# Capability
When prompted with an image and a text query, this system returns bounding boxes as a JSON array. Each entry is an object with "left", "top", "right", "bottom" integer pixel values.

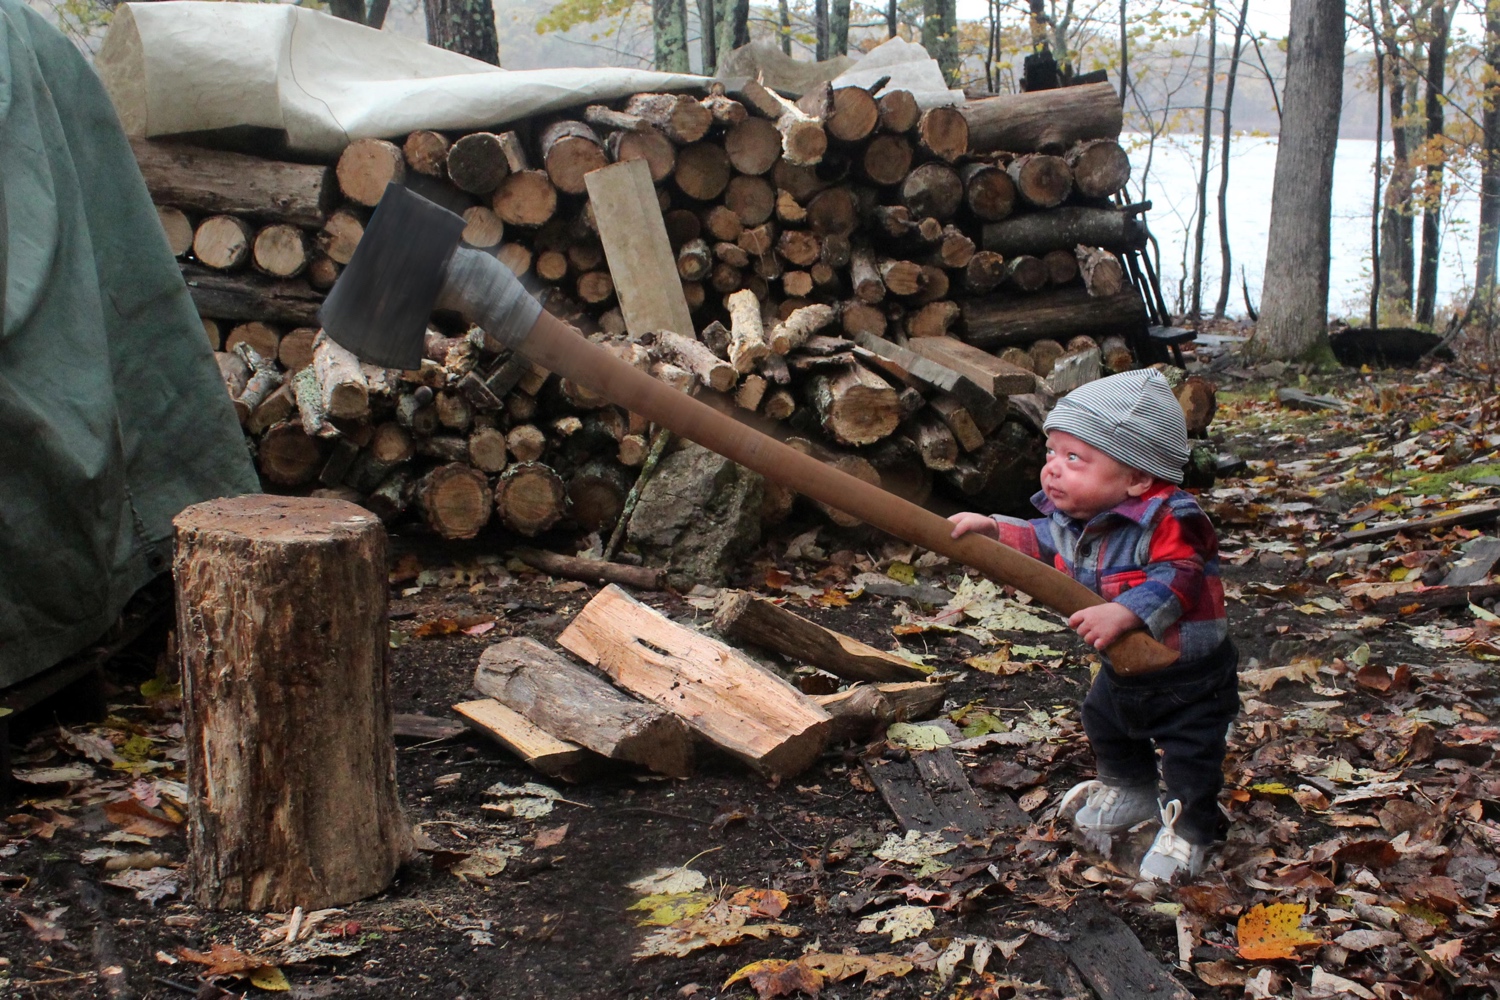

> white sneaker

[
  {"left": 1139, "top": 799, "right": 1208, "bottom": 883},
  {"left": 1060, "top": 779, "right": 1160, "bottom": 837}
]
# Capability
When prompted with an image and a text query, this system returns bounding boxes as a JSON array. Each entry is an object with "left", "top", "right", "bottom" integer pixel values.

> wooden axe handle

[{"left": 518, "top": 313, "right": 1179, "bottom": 676}]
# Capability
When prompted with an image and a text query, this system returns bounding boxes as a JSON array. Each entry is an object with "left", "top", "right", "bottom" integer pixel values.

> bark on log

[
  {"left": 900, "top": 162, "right": 964, "bottom": 221},
  {"left": 1065, "top": 138, "right": 1132, "bottom": 198},
  {"left": 492, "top": 170, "right": 558, "bottom": 227},
  {"left": 182, "top": 264, "right": 324, "bottom": 326},
  {"left": 623, "top": 93, "right": 713, "bottom": 143},
  {"left": 850, "top": 245, "right": 886, "bottom": 302},
  {"left": 960, "top": 162, "right": 1016, "bottom": 222},
  {"left": 337, "top": 138, "right": 406, "bottom": 207},
  {"left": 727, "top": 288, "right": 769, "bottom": 372},
  {"left": 447, "top": 132, "right": 515, "bottom": 194},
  {"left": 1043, "top": 248, "right": 1079, "bottom": 285},
  {"left": 130, "top": 139, "right": 333, "bottom": 227},
  {"left": 769, "top": 303, "right": 837, "bottom": 354},
  {"left": 964, "top": 250, "right": 1006, "bottom": 293},
  {"left": 403, "top": 130, "right": 451, "bottom": 177},
  {"left": 906, "top": 300, "right": 961, "bottom": 338},
  {"left": 584, "top": 105, "right": 651, "bottom": 133},
  {"left": 252, "top": 224, "right": 309, "bottom": 278},
  {"left": 1076, "top": 245, "right": 1125, "bottom": 297},
  {"left": 1004, "top": 254, "right": 1049, "bottom": 292},
  {"left": 928, "top": 394, "right": 985, "bottom": 452},
  {"left": 514, "top": 548, "right": 664, "bottom": 590},
  {"left": 982, "top": 207, "right": 1145, "bottom": 258},
  {"left": 655, "top": 330, "right": 737, "bottom": 390},
  {"left": 1007, "top": 153, "right": 1073, "bottom": 209},
  {"left": 713, "top": 591, "right": 925, "bottom": 682},
  {"left": 702, "top": 92, "right": 748, "bottom": 125},
  {"left": 539, "top": 121, "right": 607, "bottom": 195},
  {"left": 557, "top": 585, "right": 831, "bottom": 779},
  {"left": 419, "top": 463, "right": 492, "bottom": 540},
  {"left": 963, "top": 82, "right": 1124, "bottom": 154},
  {"left": 861, "top": 134, "right": 914, "bottom": 186},
  {"left": 1099, "top": 334, "right": 1135, "bottom": 373},
  {"left": 174, "top": 496, "right": 406, "bottom": 911},
  {"left": 916, "top": 107, "right": 969, "bottom": 162},
  {"left": 494, "top": 461, "right": 569, "bottom": 536},
  {"left": 193, "top": 215, "right": 254, "bottom": 270},
  {"left": 1175, "top": 376, "right": 1218, "bottom": 435},
  {"left": 606, "top": 128, "right": 678, "bottom": 183},
  {"left": 453, "top": 699, "right": 593, "bottom": 780},
  {"left": 475, "top": 638, "right": 692, "bottom": 777},
  {"left": 313, "top": 332, "right": 370, "bottom": 421},
  {"left": 674, "top": 142, "right": 733, "bottom": 201},
  {"left": 879, "top": 258, "right": 925, "bottom": 296},
  {"left": 810, "top": 364, "right": 902, "bottom": 446},
  {"left": 725, "top": 117, "right": 782, "bottom": 175},
  {"left": 877, "top": 89, "right": 921, "bottom": 133},
  {"left": 961, "top": 285, "right": 1149, "bottom": 348},
  {"left": 813, "top": 681, "right": 945, "bottom": 742},
  {"left": 841, "top": 300, "right": 886, "bottom": 337}
]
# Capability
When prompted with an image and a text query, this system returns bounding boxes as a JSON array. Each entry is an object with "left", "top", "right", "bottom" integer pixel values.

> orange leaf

[
  {"left": 104, "top": 799, "right": 179, "bottom": 838},
  {"left": 412, "top": 618, "right": 461, "bottom": 638},
  {"left": 724, "top": 958, "right": 824, "bottom": 999},
  {"left": 177, "top": 943, "right": 272, "bottom": 976},
  {"left": 728, "top": 887, "right": 790, "bottom": 919},
  {"left": 765, "top": 568, "right": 792, "bottom": 590},
  {"left": 1236, "top": 902, "right": 1321, "bottom": 960}
]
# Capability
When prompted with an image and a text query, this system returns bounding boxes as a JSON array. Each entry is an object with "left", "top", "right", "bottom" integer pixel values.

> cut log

[
  {"left": 249, "top": 223, "right": 308, "bottom": 279},
  {"left": 246, "top": 382, "right": 296, "bottom": 436},
  {"left": 1175, "top": 376, "right": 1218, "bottom": 435},
  {"left": 814, "top": 681, "right": 945, "bottom": 742},
  {"left": 434, "top": 390, "right": 472, "bottom": 432},
  {"left": 861, "top": 134, "right": 913, "bottom": 186},
  {"left": 916, "top": 107, "right": 969, "bottom": 162},
  {"left": 623, "top": 93, "right": 712, "bottom": 143},
  {"left": 535, "top": 249, "right": 569, "bottom": 282},
  {"left": 1099, "top": 334, "right": 1135, "bottom": 373},
  {"left": 726, "top": 288, "right": 769, "bottom": 372},
  {"left": 224, "top": 321, "right": 281, "bottom": 362},
  {"left": 963, "top": 81, "right": 1124, "bottom": 154},
  {"left": 306, "top": 254, "right": 340, "bottom": 291},
  {"left": 475, "top": 637, "right": 692, "bottom": 777},
  {"left": 363, "top": 469, "right": 414, "bottom": 523},
  {"left": 498, "top": 243, "right": 533, "bottom": 276},
  {"left": 584, "top": 159, "right": 696, "bottom": 342},
  {"left": 904, "top": 412, "right": 958, "bottom": 471},
  {"left": 961, "top": 285, "right": 1150, "bottom": 348},
  {"left": 318, "top": 208, "right": 364, "bottom": 265},
  {"left": 655, "top": 331, "right": 737, "bottom": 391},
  {"left": 157, "top": 205, "right": 194, "bottom": 257},
  {"left": 928, "top": 394, "right": 985, "bottom": 452},
  {"left": 702, "top": 91, "right": 748, "bottom": 125},
  {"left": 935, "top": 225, "right": 976, "bottom": 269},
  {"left": 852, "top": 333, "right": 1003, "bottom": 426},
  {"left": 130, "top": 139, "right": 332, "bottom": 227},
  {"left": 568, "top": 459, "right": 629, "bottom": 533},
  {"left": 710, "top": 263, "right": 745, "bottom": 295},
  {"left": 782, "top": 269, "right": 813, "bottom": 296},
  {"left": 174, "top": 496, "right": 406, "bottom": 910},
  {"left": 1007, "top": 153, "right": 1073, "bottom": 208},
  {"left": 850, "top": 245, "right": 886, "bottom": 303},
  {"left": 1066, "top": 138, "right": 1132, "bottom": 198},
  {"left": 1076, "top": 245, "right": 1125, "bottom": 297},
  {"left": 900, "top": 162, "right": 964, "bottom": 221},
  {"left": 842, "top": 300, "right": 887, "bottom": 337},
  {"left": 446, "top": 132, "right": 514, "bottom": 195},
  {"left": 584, "top": 104, "right": 650, "bottom": 133},
  {"left": 674, "top": 142, "right": 733, "bottom": 201},
  {"left": 257, "top": 420, "right": 322, "bottom": 486},
  {"left": 1046, "top": 341, "right": 1102, "bottom": 393},
  {"left": 337, "top": 138, "right": 406, "bottom": 207},
  {"left": 725, "top": 117, "right": 782, "bottom": 175},
  {"left": 701, "top": 204, "right": 743, "bottom": 243},
  {"left": 713, "top": 591, "right": 925, "bottom": 682},
  {"left": 403, "top": 130, "right": 450, "bottom": 177},
  {"left": 347, "top": 422, "right": 415, "bottom": 491},
  {"left": 506, "top": 424, "right": 547, "bottom": 463},
  {"left": 538, "top": 121, "right": 607, "bottom": 196},
  {"left": 516, "top": 548, "right": 664, "bottom": 590},
  {"left": 494, "top": 462, "right": 569, "bottom": 536},
  {"left": 1042, "top": 248, "right": 1079, "bottom": 285},
  {"left": 906, "top": 336, "right": 1038, "bottom": 395},
  {"left": 761, "top": 387, "right": 796, "bottom": 420},
  {"left": 737, "top": 222, "right": 775, "bottom": 256},
  {"left": 982, "top": 206, "right": 1146, "bottom": 258},
  {"left": 964, "top": 250, "right": 1007, "bottom": 293},
  {"left": 960, "top": 161, "right": 1016, "bottom": 222},
  {"left": 313, "top": 331, "right": 370, "bottom": 421},
  {"left": 419, "top": 463, "right": 491, "bottom": 540},
  {"left": 778, "top": 229, "right": 822, "bottom": 267},
  {"left": 492, "top": 170, "right": 558, "bottom": 227},
  {"left": 576, "top": 270, "right": 616, "bottom": 305},
  {"left": 193, "top": 215, "right": 254, "bottom": 271},
  {"left": 769, "top": 304, "right": 837, "bottom": 354},
  {"left": 724, "top": 175, "right": 776, "bottom": 226},
  {"left": 879, "top": 258, "right": 925, "bottom": 296},
  {"left": 606, "top": 128, "right": 677, "bottom": 183},
  {"left": 906, "top": 300, "right": 961, "bottom": 339},
  {"left": 823, "top": 85, "right": 878, "bottom": 143},
  {"left": 810, "top": 364, "right": 902, "bottom": 446},
  {"left": 557, "top": 585, "right": 831, "bottom": 778},
  {"left": 999, "top": 346, "right": 1034, "bottom": 372},
  {"left": 1028, "top": 338, "right": 1066, "bottom": 377},
  {"left": 1005, "top": 254, "right": 1050, "bottom": 292},
  {"left": 453, "top": 699, "right": 593, "bottom": 781},
  {"left": 232, "top": 344, "right": 283, "bottom": 424},
  {"left": 736, "top": 373, "right": 769, "bottom": 410},
  {"left": 871, "top": 88, "right": 918, "bottom": 133},
  {"left": 775, "top": 188, "right": 808, "bottom": 225},
  {"left": 460, "top": 206, "right": 505, "bottom": 249}
]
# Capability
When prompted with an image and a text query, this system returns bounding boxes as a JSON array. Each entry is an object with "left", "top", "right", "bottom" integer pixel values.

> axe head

[{"left": 319, "top": 183, "right": 467, "bottom": 370}]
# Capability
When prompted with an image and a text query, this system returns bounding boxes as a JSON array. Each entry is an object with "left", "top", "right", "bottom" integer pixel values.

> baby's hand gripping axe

[{"left": 319, "top": 184, "right": 1179, "bottom": 676}]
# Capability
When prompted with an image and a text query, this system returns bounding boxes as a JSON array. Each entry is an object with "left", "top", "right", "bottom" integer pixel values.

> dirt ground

[{"left": 2, "top": 361, "right": 1499, "bottom": 1000}]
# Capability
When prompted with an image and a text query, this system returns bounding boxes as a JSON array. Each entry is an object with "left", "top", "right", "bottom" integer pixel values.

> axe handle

[{"left": 517, "top": 312, "right": 1179, "bottom": 676}]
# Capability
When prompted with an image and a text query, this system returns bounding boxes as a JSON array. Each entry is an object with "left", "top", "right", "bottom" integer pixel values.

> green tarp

[{"left": 0, "top": 0, "right": 258, "bottom": 688}]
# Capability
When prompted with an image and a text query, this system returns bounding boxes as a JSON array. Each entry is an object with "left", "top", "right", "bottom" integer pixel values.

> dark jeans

[{"left": 1082, "top": 638, "right": 1240, "bottom": 845}]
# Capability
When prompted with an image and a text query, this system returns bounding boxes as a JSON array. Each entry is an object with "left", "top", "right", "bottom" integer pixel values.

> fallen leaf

[
  {"left": 1309, "top": 967, "right": 1375, "bottom": 999},
  {"left": 885, "top": 723, "right": 950, "bottom": 750},
  {"left": 728, "top": 888, "right": 789, "bottom": 919},
  {"left": 1240, "top": 656, "right": 1321, "bottom": 692},
  {"left": 1335, "top": 929, "right": 1402, "bottom": 951},
  {"left": 20, "top": 911, "right": 66, "bottom": 942},
  {"left": 103, "top": 867, "right": 179, "bottom": 904},
  {"left": 633, "top": 900, "right": 800, "bottom": 959},
  {"left": 482, "top": 780, "right": 561, "bottom": 819},
  {"left": 723, "top": 958, "right": 823, "bottom": 998},
  {"left": 873, "top": 830, "right": 957, "bottom": 876},
  {"left": 178, "top": 943, "right": 275, "bottom": 977},
  {"left": 104, "top": 799, "right": 179, "bottom": 839},
  {"left": 447, "top": 846, "right": 522, "bottom": 880},
  {"left": 1236, "top": 902, "right": 1321, "bottom": 960},
  {"left": 628, "top": 867, "right": 707, "bottom": 894},
  {"left": 800, "top": 952, "right": 913, "bottom": 984},
  {"left": 629, "top": 891, "right": 713, "bottom": 927},
  {"left": 534, "top": 824, "right": 568, "bottom": 850},
  {"left": 249, "top": 966, "right": 291, "bottom": 991},
  {"left": 11, "top": 765, "right": 94, "bottom": 784},
  {"left": 857, "top": 905, "right": 934, "bottom": 943}
]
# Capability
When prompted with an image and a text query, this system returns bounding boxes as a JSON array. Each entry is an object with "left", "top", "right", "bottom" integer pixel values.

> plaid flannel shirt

[{"left": 992, "top": 482, "right": 1228, "bottom": 665}]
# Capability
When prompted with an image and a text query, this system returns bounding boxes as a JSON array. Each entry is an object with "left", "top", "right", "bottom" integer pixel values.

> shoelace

[
  {"left": 1060, "top": 779, "right": 1116, "bottom": 814},
  {"left": 1148, "top": 799, "right": 1194, "bottom": 863}
]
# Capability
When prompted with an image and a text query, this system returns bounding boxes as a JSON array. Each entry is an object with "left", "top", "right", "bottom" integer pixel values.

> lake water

[{"left": 1127, "top": 134, "right": 1483, "bottom": 322}]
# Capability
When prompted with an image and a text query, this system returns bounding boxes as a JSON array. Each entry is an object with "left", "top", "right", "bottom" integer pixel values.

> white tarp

[
  {"left": 829, "top": 36, "right": 964, "bottom": 110},
  {"left": 96, "top": 1, "right": 707, "bottom": 157}
]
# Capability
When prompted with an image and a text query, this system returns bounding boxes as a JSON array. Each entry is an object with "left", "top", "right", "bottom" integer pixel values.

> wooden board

[
  {"left": 453, "top": 698, "right": 594, "bottom": 781},
  {"left": 1059, "top": 896, "right": 1195, "bottom": 1000},
  {"left": 584, "top": 159, "right": 696, "bottom": 340},
  {"left": 905, "top": 337, "right": 1038, "bottom": 397},
  {"left": 853, "top": 333, "right": 1005, "bottom": 431},
  {"left": 1327, "top": 503, "right": 1500, "bottom": 549},
  {"left": 863, "top": 747, "right": 991, "bottom": 841},
  {"left": 712, "top": 590, "right": 926, "bottom": 682},
  {"left": 557, "top": 585, "right": 830, "bottom": 778},
  {"left": 1441, "top": 536, "right": 1500, "bottom": 587}
]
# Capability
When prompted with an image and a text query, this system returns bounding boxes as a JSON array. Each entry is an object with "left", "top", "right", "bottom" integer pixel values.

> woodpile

[{"left": 136, "top": 79, "right": 1187, "bottom": 540}]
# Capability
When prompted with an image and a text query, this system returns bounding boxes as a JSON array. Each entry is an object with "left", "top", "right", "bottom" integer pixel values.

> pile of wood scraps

[
  {"left": 134, "top": 78, "right": 1218, "bottom": 542},
  {"left": 455, "top": 585, "right": 942, "bottom": 781}
]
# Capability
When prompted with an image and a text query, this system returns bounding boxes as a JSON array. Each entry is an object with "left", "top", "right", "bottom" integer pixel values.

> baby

[{"left": 949, "top": 368, "right": 1238, "bottom": 881}]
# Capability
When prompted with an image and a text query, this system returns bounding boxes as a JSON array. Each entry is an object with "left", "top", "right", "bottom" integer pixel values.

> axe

[{"left": 320, "top": 184, "right": 1178, "bottom": 676}]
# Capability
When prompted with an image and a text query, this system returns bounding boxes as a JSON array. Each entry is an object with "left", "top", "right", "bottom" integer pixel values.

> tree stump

[{"left": 173, "top": 495, "right": 409, "bottom": 911}]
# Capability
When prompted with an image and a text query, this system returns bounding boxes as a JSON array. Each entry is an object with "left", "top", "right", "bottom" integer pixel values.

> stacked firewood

[{"left": 135, "top": 80, "right": 1182, "bottom": 542}]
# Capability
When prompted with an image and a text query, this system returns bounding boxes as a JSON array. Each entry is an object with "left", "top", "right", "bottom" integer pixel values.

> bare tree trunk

[
  {"left": 815, "top": 0, "right": 829, "bottom": 61},
  {"left": 424, "top": 0, "right": 501, "bottom": 65},
  {"left": 1474, "top": 0, "right": 1500, "bottom": 324},
  {"left": 831, "top": 0, "right": 851, "bottom": 56},
  {"left": 1190, "top": 5, "right": 1218, "bottom": 321},
  {"left": 781, "top": 0, "right": 793, "bottom": 55},
  {"left": 1118, "top": 0, "right": 1129, "bottom": 103},
  {"left": 329, "top": 0, "right": 367, "bottom": 24},
  {"left": 1213, "top": 0, "right": 1248, "bottom": 319},
  {"left": 715, "top": 0, "right": 749, "bottom": 62},
  {"left": 699, "top": 0, "right": 717, "bottom": 73},
  {"left": 887, "top": 0, "right": 898, "bottom": 39},
  {"left": 1248, "top": 0, "right": 1344, "bottom": 360},
  {"left": 1368, "top": 0, "right": 1384, "bottom": 331},
  {"left": 654, "top": 0, "right": 690, "bottom": 72},
  {"left": 1415, "top": 3, "right": 1449, "bottom": 326},
  {"left": 924, "top": 0, "right": 959, "bottom": 85},
  {"left": 1378, "top": 0, "right": 1414, "bottom": 317}
]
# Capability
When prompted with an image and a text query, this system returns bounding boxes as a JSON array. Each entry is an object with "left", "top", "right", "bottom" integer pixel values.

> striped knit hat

[{"left": 1043, "top": 369, "right": 1190, "bottom": 483}]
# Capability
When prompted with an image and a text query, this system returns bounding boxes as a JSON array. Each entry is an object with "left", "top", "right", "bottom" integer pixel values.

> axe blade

[{"left": 318, "top": 183, "right": 466, "bottom": 370}]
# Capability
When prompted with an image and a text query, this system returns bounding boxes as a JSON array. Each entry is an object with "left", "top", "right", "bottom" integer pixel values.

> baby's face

[{"left": 1040, "top": 431, "right": 1151, "bottom": 520}]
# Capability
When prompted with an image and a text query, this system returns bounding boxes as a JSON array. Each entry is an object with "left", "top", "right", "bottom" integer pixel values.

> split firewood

[
  {"left": 1175, "top": 376, "right": 1218, "bottom": 435},
  {"left": 312, "top": 331, "right": 370, "bottom": 421},
  {"left": 447, "top": 132, "right": 514, "bottom": 195},
  {"left": 453, "top": 699, "right": 593, "bottom": 781},
  {"left": 652, "top": 331, "right": 737, "bottom": 392},
  {"left": 337, "top": 138, "right": 406, "bottom": 206},
  {"left": 906, "top": 336, "right": 1037, "bottom": 396},
  {"left": 623, "top": 93, "right": 712, "bottom": 143},
  {"left": 558, "top": 585, "right": 832, "bottom": 778},
  {"left": 769, "top": 303, "right": 837, "bottom": 354},
  {"left": 810, "top": 364, "right": 902, "bottom": 446},
  {"left": 475, "top": 637, "right": 692, "bottom": 777},
  {"left": 754, "top": 83, "right": 827, "bottom": 167},
  {"left": 246, "top": 382, "right": 296, "bottom": 437},
  {"left": 726, "top": 289, "right": 769, "bottom": 372},
  {"left": 713, "top": 591, "right": 926, "bottom": 682},
  {"left": 1076, "top": 245, "right": 1126, "bottom": 297}
]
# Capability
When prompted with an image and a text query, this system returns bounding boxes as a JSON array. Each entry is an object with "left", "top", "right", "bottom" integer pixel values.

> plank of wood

[
  {"left": 863, "top": 747, "right": 990, "bottom": 841},
  {"left": 557, "top": 585, "right": 830, "bottom": 778},
  {"left": 852, "top": 334, "right": 1005, "bottom": 432},
  {"left": 712, "top": 590, "right": 926, "bottom": 682},
  {"left": 904, "top": 336, "right": 1037, "bottom": 397},
  {"left": 393, "top": 713, "right": 467, "bottom": 743},
  {"left": 1326, "top": 503, "right": 1500, "bottom": 549},
  {"left": 1059, "top": 896, "right": 1195, "bottom": 1000},
  {"left": 584, "top": 159, "right": 696, "bottom": 340},
  {"left": 1441, "top": 536, "right": 1500, "bottom": 587},
  {"left": 453, "top": 699, "right": 594, "bottom": 781}
]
